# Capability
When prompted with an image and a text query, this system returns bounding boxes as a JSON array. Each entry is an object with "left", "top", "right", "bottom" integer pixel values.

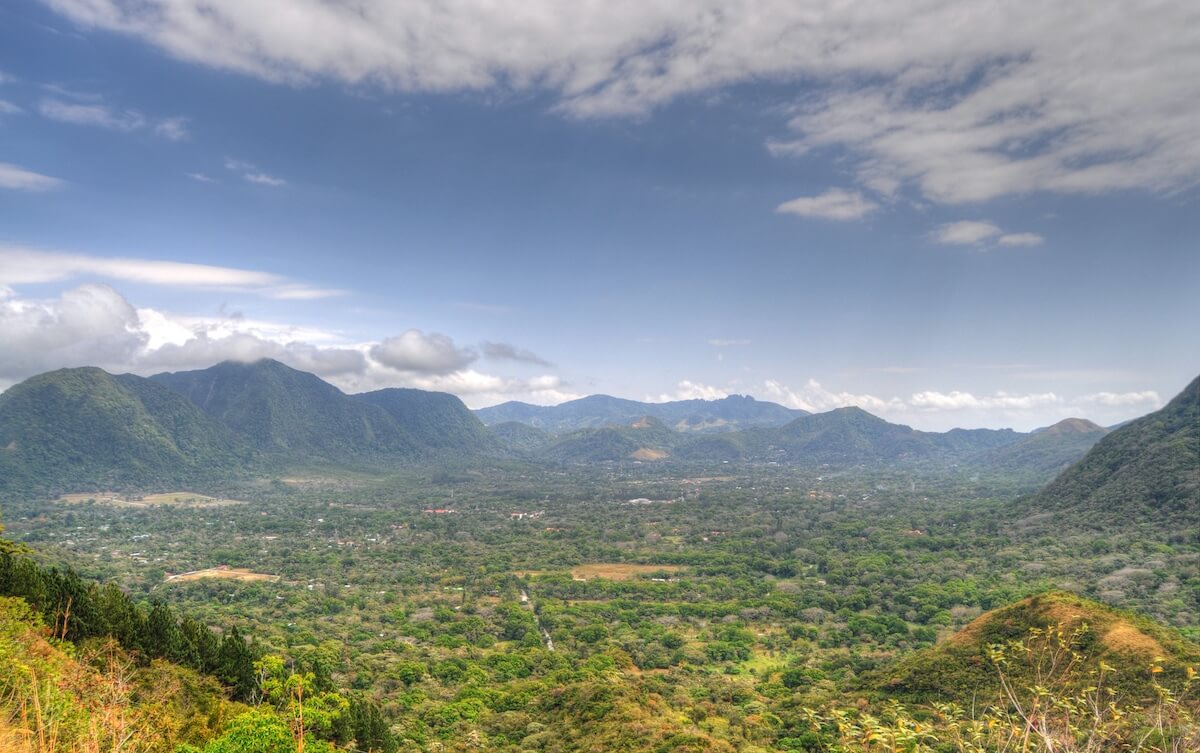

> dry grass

[
  {"left": 58, "top": 492, "right": 244, "bottom": 509},
  {"left": 1102, "top": 622, "right": 1163, "bottom": 656},
  {"left": 570, "top": 563, "right": 682, "bottom": 581},
  {"left": 630, "top": 447, "right": 669, "bottom": 461},
  {"left": 165, "top": 566, "right": 279, "bottom": 584}
]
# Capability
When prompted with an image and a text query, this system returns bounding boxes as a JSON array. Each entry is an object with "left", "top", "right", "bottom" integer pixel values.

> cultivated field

[
  {"left": 164, "top": 566, "right": 279, "bottom": 583},
  {"left": 517, "top": 563, "right": 684, "bottom": 581},
  {"left": 59, "top": 492, "right": 245, "bottom": 508}
]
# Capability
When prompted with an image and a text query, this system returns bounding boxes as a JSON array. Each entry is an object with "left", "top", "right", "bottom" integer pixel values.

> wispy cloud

[
  {"left": 186, "top": 172, "right": 217, "bottom": 183},
  {"left": 225, "top": 157, "right": 287, "bottom": 187},
  {"left": 0, "top": 100, "right": 23, "bottom": 115},
  {"left": 0, "top": 163, "right": 63, "bottom": 191},
  {"left": 38, "top": 96, "right": 188, "bottom": 139},
  {"left": 776, "top": 188, "right": 878, "bottom": 221},
  {"left": 41, "top": 1, "right": 1200, "bottom": 206},
  {"left": 40, "top": 98, "right": 146, "bottom": 131},
  {"left": 0, "top": 245, "right": 341, "bottom": 299}
]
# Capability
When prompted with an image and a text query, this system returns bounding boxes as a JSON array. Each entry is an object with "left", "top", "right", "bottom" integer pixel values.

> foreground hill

[
  {"left": 1031, "top": 374, "right": 1199, "bottom": 528},
  {"left": 476, "top": 393, "right": 807, "bottom": 433},
  {"left": 881, "top": 590, "right": 1200, "bottom": 703},
  {"left": 0, "top": 367, "right": 249, "bottom": 491}
]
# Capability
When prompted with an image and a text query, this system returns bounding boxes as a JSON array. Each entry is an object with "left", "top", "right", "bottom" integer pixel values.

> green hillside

[
  {"left": 880, "top": 590, "right": 1200, "bottom": 703},
  {"left": 1032, "top": 374, "right": 1199, "bottom": 528},
  {"left": 354, "top": 387, "right": 496, "bottom": 453},
  {"left": 150, "top": 359, "right": 417, "bottom": 460},
  {"left": 974, "top": 417, "right": 1108, "bottom": 477},
  {"left": 0, "top": 367, "right": 248, "bottom": 492}
]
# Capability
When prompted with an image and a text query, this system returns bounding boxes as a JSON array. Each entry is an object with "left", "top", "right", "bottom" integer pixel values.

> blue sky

[{"left": 1, "top": 0, "right": 1197, "bottom": 430}]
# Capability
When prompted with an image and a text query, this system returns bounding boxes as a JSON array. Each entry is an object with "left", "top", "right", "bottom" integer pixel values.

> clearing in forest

[
  {"left": 165, "top": 566, "right": 279, "bottom": 583},
  {"left": 58, "top": 492, "right": 244, "bottom": 508},
  {"left": 570, "top": 563, "right": 683, "bottom": 581}
]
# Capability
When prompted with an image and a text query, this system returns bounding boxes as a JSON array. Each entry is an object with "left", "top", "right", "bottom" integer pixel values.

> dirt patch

[
  {"left": 570, "top": 563, "right": 683, "bottom": 581},
  {"left": 59, "top": 492, "right": 244, "bottom": 508},
  {"left": 166, "top": 566, "right": 279, "bottom": 583},
  {"left": 630, "top": 447, "right": 669, "bottom": 461},
  {"left": 1102, "top": 622, "right": 1163, "bottom": 657}
]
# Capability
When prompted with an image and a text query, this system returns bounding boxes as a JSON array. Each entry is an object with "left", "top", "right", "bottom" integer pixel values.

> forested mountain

[
  {"left": 150, "top": 359, "right": 497, "bottom": 460},
  {"left": 150, "top": 359, "right": 419, "bottom": 459},
  {"left": 476, "top": 393, "right": 807, "bottom": 433},
  {"left": 354, "top": 387, "right": 496, "bottom": 453},
  {"left": 0, "top": 360, "right": 502, "bottom": 491},
  {"left": 1031, "top": 374, "right": 1199, "bottom": 527},
  {"left": 973, "top": 417, "right": 1108, "bottom": 476},
  {"left": 0, "top": 367, "right": 250, "bottom": 491}
]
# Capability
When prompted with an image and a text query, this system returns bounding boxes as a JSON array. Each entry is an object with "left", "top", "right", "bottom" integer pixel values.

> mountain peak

[{"left": 1037, "top": 417, "right": 1106, "bottom": 435}]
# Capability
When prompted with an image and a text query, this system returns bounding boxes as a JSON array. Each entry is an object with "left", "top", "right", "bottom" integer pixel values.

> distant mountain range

[
  {"left": 2, "top": 359, "right": 1186, "bottom": 500},
  {"left": 495, "top": 404, "right": 1108, "bottom": 475},
  {"left": 475, "top": 394, "right": 808, "bottom": 434}
]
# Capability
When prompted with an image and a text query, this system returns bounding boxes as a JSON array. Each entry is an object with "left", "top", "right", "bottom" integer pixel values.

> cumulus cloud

[
  {"left": 1076, "top": 390, "right": 1162, "bottom": 409},
  {"left": 482, "top": 341, "right": 553, "bottom": 367},
  {"left": 651, "top": 380, "right": 730, "bottom": 403},
  {"left": 0, "top": 245, "right": 340, "bottom": 299},
  {"left": 41, "top": 1, "right": 1200, "bottom": 204},
  {"left": 776, "top": 189, "right": 878, "bottom": 221},
  {"left": 0, "top": 163, "right": 63, "bottom": 191},
  {"left": 762, "top": 378, "right": 905, "bottom": 414},
  {"left": 932, "top": 221, "right": 1002, "bottom": 245},
  {"left": 370, "top": 330, "right": 477, "bottom": 374},
  {"left": 0, "top": 284, "right": 563, "bottom": 407},
  {"left": 0, "top": 284, "right": 146, "bottom": 381},
  {"left": 932, "top": 221, "right": 1044, "bottom": 247}
]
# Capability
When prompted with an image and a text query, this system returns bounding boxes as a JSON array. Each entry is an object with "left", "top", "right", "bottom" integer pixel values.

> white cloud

[
  {"left": 932, "top": 220, "right": 1001, "bottom": 245},
  {"left": 761, "top": 378, "right": 905, "bottom": 414},
  {"left": 225, "top": 157, "right": 286, "bottom": 186},
  {"left": 0, "top": 99, "right": 23, "bottom": 115},
  {"left": 0, "top": 245, "right": 344, "bottom": 299},
  {"left": 709, "top": 339, "right": 751, "bottom": 347},
  {"left": 41, "top": 1, "right": 1200, "bottom": 204},
  {"left": 908, "top": 390, "right": 1061, "bottom": 412},
  {"left": 651, "top": 380, "right": 730, "bottom": 403},
  {"left": 244, "top": 172, "right": 286, "bottom": 187},
  {"left": 0, "top": 163, "right": 63, "bottom": 191},
  {"left": 186, "top": 172, "right": 216, "bottom": 183},
  {"left": 0, "top": 284, "right": 146, "bottom": 380},
  {"left": 933, "top": 221, "right": 1046, "bottom": 246},
  {"left": 39, "top": 97, "right": 190, "bottom": 139},
  {"left": 154, "top": 116, "right": 190, "bottom": 141},
  {"left": 776, "top": 188, "right": 878, "bottom": 221},
  {"left": 0, "top": 284, "right": 562, "bottom": 406},
  {"left": 997, "top": 232, "right": 1045, "bottom": 247},
  {"left": 370, "top": 330, "right": 477, "bottom": 374},
  {"left": 39, "top": 98, "right": 145, "bottom": 130},
  {"left": 1076, "top": 390, "right": 1162, "bottom": 409}
]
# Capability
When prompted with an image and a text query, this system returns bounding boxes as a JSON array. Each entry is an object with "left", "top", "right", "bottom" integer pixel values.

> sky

[{"left": 0, "top": 0, "right": 1197, "bottom": 431}]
